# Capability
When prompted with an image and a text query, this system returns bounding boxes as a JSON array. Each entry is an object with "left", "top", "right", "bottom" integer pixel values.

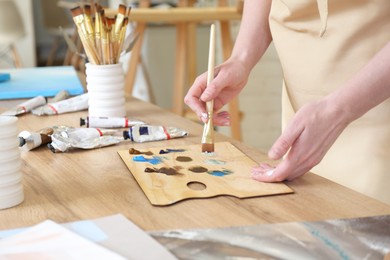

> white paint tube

[
  {"left": 32, "top": 93, "right": 88, "bottom": 116},
  {"left": 1, "top": 96, "right": 47, "bottom": 116},
  {"left": 80, "top": 116, "right": 145, "bottom": 128},
  {"left": 18, "top": 127, "right": 54, "bottom": 151},
  {"left": 31, "top": 90, "right": 70, "bottom": 116},
  {"left": 48, "top": 126, "right": 123, "bottom": 153},
  {"left": 123, "top": 125, "right": 188, "bottom": 143}
]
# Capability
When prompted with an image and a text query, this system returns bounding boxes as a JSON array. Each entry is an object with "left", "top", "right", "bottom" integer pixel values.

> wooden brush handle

[{"left": 206, "top": 24, "right": 216, "bottom": 113}]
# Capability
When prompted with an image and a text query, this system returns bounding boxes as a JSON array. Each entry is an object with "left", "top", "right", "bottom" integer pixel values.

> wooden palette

[{"left": 118, "top": 142, "right": 293, "bottom": 205}]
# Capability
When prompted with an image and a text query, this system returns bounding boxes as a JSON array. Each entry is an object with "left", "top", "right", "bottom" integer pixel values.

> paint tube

[
  {"left": 80, "top": 116, "right": 145, "bottom": 128},
  {"left": 18, "top": 127, "right": 54, "bottom": 151},
  {"left": 123, "top": 125, "right": 188, "bottom": 143},
  {"left": 56, "top": 126, "right": 118, "bottom": 141},
  {"left": 31, "top": 90, "right": 70, "bottom": 116},
  {"left": 48, "top": 126, "right": 123, "bottom": 152},
  {"left": 1, "top": 96, "right": 47, "bottom": 116},
  {"left": 31, "top": 93, "right": 88, "bottom": 116}
]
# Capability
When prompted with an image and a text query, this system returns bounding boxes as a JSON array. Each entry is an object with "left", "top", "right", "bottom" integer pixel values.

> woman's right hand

[{"left": 184, "top": 58, "right": 251, "bottom": 126}]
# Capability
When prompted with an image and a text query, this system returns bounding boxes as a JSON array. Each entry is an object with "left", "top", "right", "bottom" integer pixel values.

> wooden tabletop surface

[{"left": 1, "top": 97, "right": 390, "bottom": 232}]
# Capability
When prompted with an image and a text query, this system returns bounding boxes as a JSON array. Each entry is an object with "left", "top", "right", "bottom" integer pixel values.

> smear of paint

[
  {"left": 188, "top": 166, "right": 208, "bottom": 173},
  {"left": 129, "top": 148, "right": 153, "bottom": 155},
  {"left": 175, "top": 156, "right": 193, "bottom": 162},
  {"left": 159, "top": 148, "right": 186, "bottom": 154},
  {"left": 144, "top": 167, "right": 182, "bottom": 175},
  {"left": 133, "top": 155, "right": 163, "bottom": 165},
  {"left": 207, "top": 169, "right": 233, "bottom": 177},
  {"left": 204, "top": 159, "right": 226, "bottom": 165}
]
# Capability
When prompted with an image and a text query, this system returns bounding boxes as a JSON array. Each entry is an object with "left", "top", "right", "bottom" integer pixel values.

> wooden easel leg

[
  {"left": 10, "top": 44, "right": 22, "bottom": 68},
  {"left": 172, "top": 23, "right": 187, "bottom": 115},
  {"left": 219, "top": 1, "right": 242, "bottom": 141},
  {"left": 124, "top": 0, "right": 150, "bottom": 96}
]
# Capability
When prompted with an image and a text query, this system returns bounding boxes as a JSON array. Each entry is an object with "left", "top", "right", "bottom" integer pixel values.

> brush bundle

[{"left": 70, "top": 3, "right": 131, "bottom": 65}]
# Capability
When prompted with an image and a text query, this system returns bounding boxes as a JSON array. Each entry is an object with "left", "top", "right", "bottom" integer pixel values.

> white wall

[{"left": 14, "top": 0, "right": 36, "bottom": 67}]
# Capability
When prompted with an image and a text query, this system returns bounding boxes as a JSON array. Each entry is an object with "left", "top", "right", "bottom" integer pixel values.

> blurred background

[{"left": 0, "top": 0, "right": 283, "bottom": 152}]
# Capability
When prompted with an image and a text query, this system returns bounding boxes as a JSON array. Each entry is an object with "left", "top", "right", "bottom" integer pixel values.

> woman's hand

[
  {"left": 251, "top": 97, "right": 351, "bottom": 182},
  {"left": 184, "top": 58, "right": 251, "bottom": 126}
]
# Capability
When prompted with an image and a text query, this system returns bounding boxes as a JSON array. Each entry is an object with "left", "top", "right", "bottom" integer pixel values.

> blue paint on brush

[
  {"left": 133, "top": 155, "right": 163, "bottom": 165},
  {"left": 207, "top": 169, "right": 233, "bottom": 177}
]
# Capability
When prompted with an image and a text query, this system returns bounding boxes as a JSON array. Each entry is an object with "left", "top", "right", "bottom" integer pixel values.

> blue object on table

[
  {"left": 0, "top": 73, "right": 11, "bottom": 83},
  {"left": 0, "top": 66, "right": 85, "bottom": 100}
]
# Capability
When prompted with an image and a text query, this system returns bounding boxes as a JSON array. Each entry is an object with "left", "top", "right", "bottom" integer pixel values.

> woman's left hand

[{"left": 251, "top": 97, "right": 351, "bottom": 182}]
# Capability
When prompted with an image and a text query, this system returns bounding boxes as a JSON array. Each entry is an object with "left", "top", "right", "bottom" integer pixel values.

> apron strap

[{"left": 317, "top": 0, "right": 328, "bottom": 37}]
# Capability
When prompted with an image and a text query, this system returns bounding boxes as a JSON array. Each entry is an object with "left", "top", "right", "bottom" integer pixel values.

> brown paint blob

[
  {"left": 175, "top": 156, "right": 193, "bottom": 162},
  {"left": 129, "top": 148, "right": 153, "bottom": 155},
  {"left": 144, "top": 167, "right": 181, "bottom": 175},
  {"left": 188, "top": 166, "right": 208, "bottom": 173}
]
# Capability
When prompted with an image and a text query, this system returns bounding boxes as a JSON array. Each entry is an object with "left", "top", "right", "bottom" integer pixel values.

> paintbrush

[
  {"left": 71, "top": 6, "right": 100, "bottom": 64},
  {"left": 201, "top": 24, "right": 216, "bottom": 153}
]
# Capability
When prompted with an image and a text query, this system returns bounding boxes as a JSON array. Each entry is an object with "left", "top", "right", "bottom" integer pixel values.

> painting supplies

[
  {"left": 18, "top": 127, "right": 54, "bottom": 151},
  {"left": 69, "top": 3, "right": 131, "bottom": 65},
  {"left": 31, "top": 90, "right": 70, "bottom": 116},
  {"left": 32, "top": 93, "right": 88, "bottom": 116},
  {"left": 118, "top": 142, "right": 293, "bottom": 206},
  {"left": 1, "top": 96, "right": 47, "bottom": 116},
  {"left": 80, "top": 116, "right": 145, "bottom": 128},
  {"left": 48, "top": 126, "right": 123, "bottom": 153},
  {"left": 201, "top": 24, "right": 216, "bottom": 153},
  {"left": 123, "top": 125, "right": 188, "bottom": 143}
]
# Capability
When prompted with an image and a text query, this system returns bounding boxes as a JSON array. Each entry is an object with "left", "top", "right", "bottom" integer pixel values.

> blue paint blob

[
  {"left": 207, "top": 169, "right": 233, "bottom": 177},
  {"left": 159, "top": 148, "right": 186, "bottom": 154},
  {"left": 133, "top": 155, "right": 163, "bottom": 165}
]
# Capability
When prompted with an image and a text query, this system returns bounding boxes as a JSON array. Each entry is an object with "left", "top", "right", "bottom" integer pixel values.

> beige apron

[{"left": 269, "top": 0, "right": 390, "bottom": 204}]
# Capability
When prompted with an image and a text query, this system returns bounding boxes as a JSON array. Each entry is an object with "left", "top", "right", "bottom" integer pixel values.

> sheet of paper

[
  {"left": 0, "top": 214, "right": 178, "bottom": 260},
  {"left": 0, "top": 220, "right": 125, "bottom": 259}
]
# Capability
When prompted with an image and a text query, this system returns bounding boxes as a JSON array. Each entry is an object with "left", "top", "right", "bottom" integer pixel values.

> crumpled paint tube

[
  {"left": 48, "top": 126, "right": 123, "bottom": 153},
  {"left": 123, "top": 125, "right": 188, "bottom": 143},
  {"left": 1, "top": 96, "right": 47, "bottom": 116},
  {"left": 31, "top": 90, "right": 70, "bottom": 116},
  {"left": 18, "top": 127, "right": 54, "bottom": 151},
  {"left": 31, "top": 93, "right": 88, "bottom": 116},
  {"left": 80, "top": 116, "right": 145, "bottom": 128}
]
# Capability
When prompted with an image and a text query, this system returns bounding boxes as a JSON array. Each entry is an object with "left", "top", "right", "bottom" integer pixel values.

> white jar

[
  {"left": 0, "top": 116, "right": 24, "bottom": 210},
  {"left": 85, "top": 63, "right": 127, "bottom": 117}
]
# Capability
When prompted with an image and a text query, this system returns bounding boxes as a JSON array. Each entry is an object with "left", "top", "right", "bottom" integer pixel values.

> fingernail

[
  {"left": 201, "top": 113, "right": 208, "bottom": 120},
  {"left": 268, "top": 149, "right": 278, "bottom": 159},
  {"left": 266, "top": 169, "right": 275, "bottom": 176},
  {"left": 222, "top": 120, "right": 230, "bottom": 126}
]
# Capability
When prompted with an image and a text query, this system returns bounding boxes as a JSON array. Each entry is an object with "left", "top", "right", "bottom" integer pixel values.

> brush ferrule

[{"left": 201, "top": 112, "right": 214, "bottom": 144}]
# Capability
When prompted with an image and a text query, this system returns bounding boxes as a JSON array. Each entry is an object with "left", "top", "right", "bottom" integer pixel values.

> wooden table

[{"left": 1, "top": 97, "right": 390, "bottom": 232}]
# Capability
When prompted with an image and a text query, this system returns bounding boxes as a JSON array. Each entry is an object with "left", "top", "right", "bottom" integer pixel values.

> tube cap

[
  {"left": 80, "top": 118, "right": 86, "bottom": 126},
  {"left": 18, "top": 137, "right": 26, "bottom": 147}
]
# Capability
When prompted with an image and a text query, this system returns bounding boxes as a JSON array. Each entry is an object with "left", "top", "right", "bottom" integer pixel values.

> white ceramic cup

[
  {"left": 0, "top": 116, "right": 24, "bottom": 210},
  {"left": 86, "top": 63, "right": 127, "bottom": 117}
]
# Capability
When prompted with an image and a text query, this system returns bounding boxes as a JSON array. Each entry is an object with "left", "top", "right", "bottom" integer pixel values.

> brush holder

[
  {"left": 86, "top": 63, "right": 126, "bottom": 117},
  {"left": 0, "top": 116, "right": 24, "bottom": 210}
]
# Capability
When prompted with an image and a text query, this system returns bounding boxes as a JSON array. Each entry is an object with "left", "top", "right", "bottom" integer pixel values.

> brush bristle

[
  {"left": 118, "top": 4, "right": 126, "bottom": 15},
  {"left": 84, "top": 4, "right": 91, "bottom": 15},
  {"left": 70, "top": 6, "right": 83, "bottom": 17},
  {"left": 202, "top": 143, "right": 214, "bottom": 153}
]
